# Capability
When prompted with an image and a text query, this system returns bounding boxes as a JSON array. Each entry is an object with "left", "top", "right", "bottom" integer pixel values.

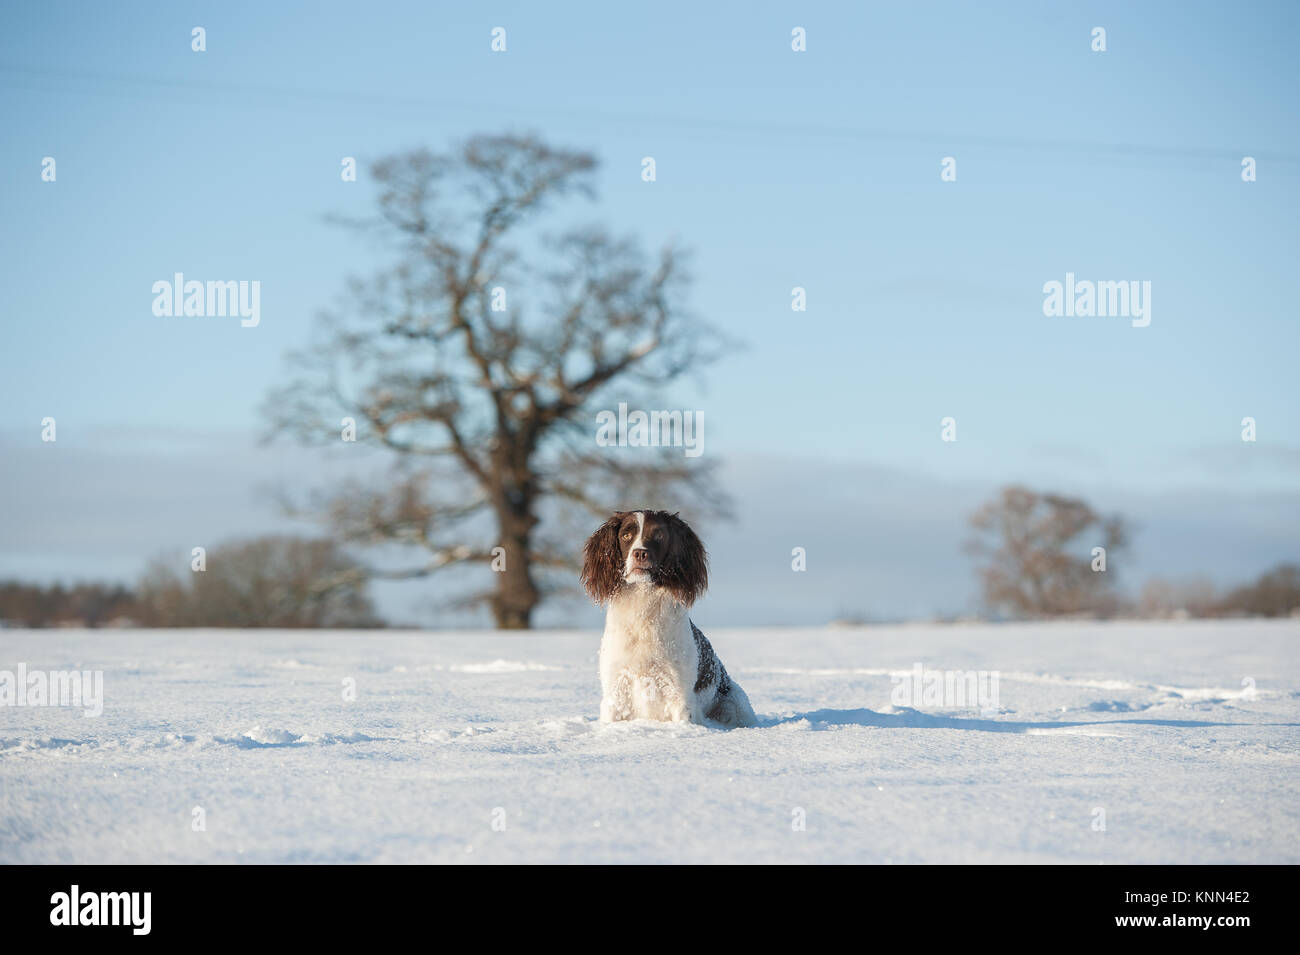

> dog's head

[{"left": 581, "top": 510, "right": 708, "bottom": 606}]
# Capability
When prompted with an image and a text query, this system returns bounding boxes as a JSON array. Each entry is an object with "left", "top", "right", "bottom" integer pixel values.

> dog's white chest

[{"left": 598, "top": 585, "right": 698, "bottom": 721}]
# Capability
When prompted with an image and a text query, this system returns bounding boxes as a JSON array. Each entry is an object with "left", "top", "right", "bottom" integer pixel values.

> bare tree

[
  {"left": 966, "top": 485, "right": 1128, "bottom": 618},
  {"left": 264, "top": 134, "right": 728, "bottom": 628}
]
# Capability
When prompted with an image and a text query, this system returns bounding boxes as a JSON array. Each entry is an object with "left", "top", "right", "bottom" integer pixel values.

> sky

[{"left": 1, "top": 1, "right": 1297, "bottom": 626}]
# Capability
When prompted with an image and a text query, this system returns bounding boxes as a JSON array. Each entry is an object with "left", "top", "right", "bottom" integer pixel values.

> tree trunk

[
  {"left": 490, "top": 438, "right": 541, "bottom": 628},
  {"left": 492, "top": 514, "right": 540, "bottom": 629}
]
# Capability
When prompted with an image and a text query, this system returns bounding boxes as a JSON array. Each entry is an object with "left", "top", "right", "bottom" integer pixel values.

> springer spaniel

[{"left": 582, "top": 510, "right": 757, "bottom": 728}]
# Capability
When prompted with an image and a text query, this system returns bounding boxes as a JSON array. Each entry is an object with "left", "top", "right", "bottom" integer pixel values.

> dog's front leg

[
  {"left": 658, "top": 677, "right": 691, "bottom": 723},
  {"left": 600, "top": 670, "right": 634, "bottom": 722},
  {"left": 664, "top": 698, "right": 690, "bottom": 722}
]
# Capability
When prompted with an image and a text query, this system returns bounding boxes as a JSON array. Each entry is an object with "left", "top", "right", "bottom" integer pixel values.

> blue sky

[{"left": 1, "top": 1, "right": 1297, "bottom": 625}]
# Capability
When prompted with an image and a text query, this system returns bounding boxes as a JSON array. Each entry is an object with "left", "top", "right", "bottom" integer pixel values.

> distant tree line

[
  {"left": 0, "top": 537, "right": 384, "bottom": 629},
  {"left": 1139, "top": 564, "right": 1300, "bottom": 620},
  {"left": 2, "top": 503, "right": 1294, "bottom": 627},
  {"left": 0, "top": 580, "right": 136, "bottom": 628}
]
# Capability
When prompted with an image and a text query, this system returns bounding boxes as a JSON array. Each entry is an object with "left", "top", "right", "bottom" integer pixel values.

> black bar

[{"left": 0, "top": 864, "right": 1278, "bottom": 940}]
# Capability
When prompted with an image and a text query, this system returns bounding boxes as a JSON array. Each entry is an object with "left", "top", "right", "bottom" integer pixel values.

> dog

[{"left": 581, "top": 509, "right": 757, "bottom": 728}]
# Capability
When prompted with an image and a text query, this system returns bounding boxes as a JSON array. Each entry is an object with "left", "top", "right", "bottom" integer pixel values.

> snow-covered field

[{"left": 1, "top": 620, "right": 1297, "bottom": 864}]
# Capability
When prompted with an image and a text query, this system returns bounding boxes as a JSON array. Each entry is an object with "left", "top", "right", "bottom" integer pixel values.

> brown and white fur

[{"left": 581, "top": 510, "right": 756, "bottom": 728}]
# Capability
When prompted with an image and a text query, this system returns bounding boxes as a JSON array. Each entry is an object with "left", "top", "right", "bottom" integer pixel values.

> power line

[{"left": 2, "top": 62, "right": 1293, "bottom": 166}]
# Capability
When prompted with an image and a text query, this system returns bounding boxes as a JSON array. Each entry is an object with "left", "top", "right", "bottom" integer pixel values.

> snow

[{"left": 1, "top": 619, "right": 1297, "bottom": 864}]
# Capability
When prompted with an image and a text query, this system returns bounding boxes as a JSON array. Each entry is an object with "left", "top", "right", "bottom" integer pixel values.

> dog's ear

[
  {"left": 581, "top": 513, "right": 626, "bottom": 604},
  {"left": 660, "top": 512, "right": 709, "bottom": 606}
]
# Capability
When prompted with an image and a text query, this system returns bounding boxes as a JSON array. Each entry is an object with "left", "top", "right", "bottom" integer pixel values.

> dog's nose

[{"left": 631, "top": 548, "right": 649, "bottom": 564}]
